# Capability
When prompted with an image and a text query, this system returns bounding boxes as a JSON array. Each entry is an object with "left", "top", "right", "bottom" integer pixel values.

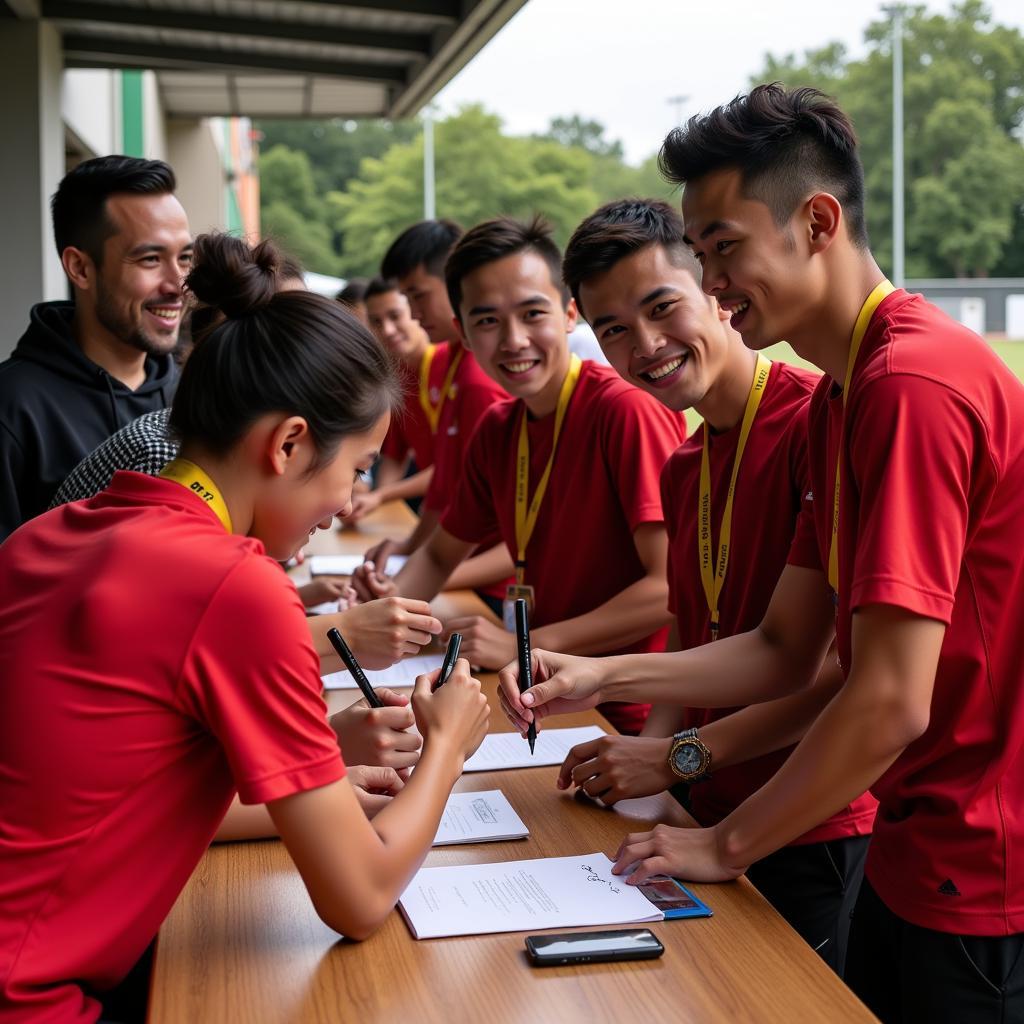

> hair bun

[{"left": 186, "top": 233, "right": 280, "bottom": 319}]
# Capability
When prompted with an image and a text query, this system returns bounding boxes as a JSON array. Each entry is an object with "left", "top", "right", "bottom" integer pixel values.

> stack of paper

[
  {"left": 399, "top": 852, "right": 662, "bottom": 939},
  {"left": 308, "top": 554, "right": 407, "bottom": 577},
  {"left": 433, "top": 790, "right": 528, "bottom": 846},
  {"left": 463, "top": 725, "right": 608, "bottom": 772},
  {"left": 322, "top": 653, "right": 445, "bottom": 691}
]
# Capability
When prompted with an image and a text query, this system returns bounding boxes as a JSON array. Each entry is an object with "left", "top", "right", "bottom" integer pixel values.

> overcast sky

[{"left": 434, "top": 0, "right": 1024, "bottom": 164}]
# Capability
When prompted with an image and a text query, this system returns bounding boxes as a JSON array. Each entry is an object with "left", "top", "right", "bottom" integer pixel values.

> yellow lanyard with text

[
  {"left": 419, "top": 345, "right": 464, "bottom": 435},
  {"left": 159, "top": 458, "right": 233, "bottom": 533},
  {"left": 827, "top": 280, "right": 895, "bottom": 594},
  {"left": 514, "top": 354, "right": 583, "bottom": 585},
  {"left": 699, "top": 352, "right": 772, "bottom": 640}
]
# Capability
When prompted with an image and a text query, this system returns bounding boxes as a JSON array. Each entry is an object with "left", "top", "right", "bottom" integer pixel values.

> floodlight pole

[
  {"left": 883, "top": 3, "right": 907, "bottom": 288},
  {"left": 423, "top": 106, "right": 436, "bottom": 221},
  {"left": 667, "top": 94, "right": 689, "bottom": 127}
]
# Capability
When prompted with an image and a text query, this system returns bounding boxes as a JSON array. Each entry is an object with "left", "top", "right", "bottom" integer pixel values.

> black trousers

[
  {"left": 745, "top": 833, "right": 870, "bottom": 977},
  {"left": 846, "top": 878, "right": 1024, "bottom": 1024}
]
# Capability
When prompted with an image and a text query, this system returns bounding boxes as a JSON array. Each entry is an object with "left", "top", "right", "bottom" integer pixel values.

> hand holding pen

[{"left": 514, "top": 599, "right": 537, "bottom": 755}]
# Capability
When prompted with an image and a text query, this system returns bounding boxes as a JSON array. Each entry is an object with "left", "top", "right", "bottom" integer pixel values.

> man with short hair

[{"left": 0, "top": 155, "right": 191, "bottom": 540}]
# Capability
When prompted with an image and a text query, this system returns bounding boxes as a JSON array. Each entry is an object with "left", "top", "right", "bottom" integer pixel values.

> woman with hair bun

[{"left": 0, "top": 233, "right": 491, "bottom": 1023}]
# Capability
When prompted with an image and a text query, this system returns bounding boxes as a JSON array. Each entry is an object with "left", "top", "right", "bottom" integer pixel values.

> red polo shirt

[
  {"left": 663, "top": 360, "right": 876, "bottom": 842},
  {"left": 442, "top": 360, "right": 686, "bottom": 734},
  {"left": 788, "top": 289, "right": 1024, "bottom": 935},
  {"left": 381, "top": 360, "right": 435, "bottom": 470},
  {"left": 0, "top": 473, "right": 344, "bottom": 1022}
]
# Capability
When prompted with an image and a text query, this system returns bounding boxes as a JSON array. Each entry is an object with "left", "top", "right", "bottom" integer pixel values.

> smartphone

[
  {"left": 525, "top": 928, "right": 665, "bottom": 966},
  {"left": 637, "top": 876, "right": 713, "bottom": 920}
]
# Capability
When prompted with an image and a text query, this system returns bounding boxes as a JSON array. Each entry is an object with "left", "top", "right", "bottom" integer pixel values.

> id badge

[{"left": 503, "top": 584, "right": 535, "bottom": 631}]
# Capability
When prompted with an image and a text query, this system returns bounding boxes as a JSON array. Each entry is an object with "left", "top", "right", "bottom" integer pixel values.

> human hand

[
  {"left": 329, "top": 688, "right": 422, "bottom": 772},
  {"left": 411, "top": 659, "right": 490, "bottom": 763},
  {"left": 347, "top": 764, "right": 405, "bottom": 818},
  {"left": 496, "top": 649, "right": 608, "bottom": 735},
  {"left": 443, "top": 615, "right": 515, "bottom": 670},
  {"left": 350, "top": 554, "right": 400, "bottom": 603},
  {"left": 330, "top": 597, "right": 441, "bottom": 669},
  {"left": 611, "top": 823, "right": 747, "bottom": 885},
  {"left": 346, "top": 489, "right": 382, "bottom": 524},
  {"left": 557, "top": 735, "right": 675, "bottom": 805},
  {"left": 297, "top": 576, "right": 351, "bottom": 610}
]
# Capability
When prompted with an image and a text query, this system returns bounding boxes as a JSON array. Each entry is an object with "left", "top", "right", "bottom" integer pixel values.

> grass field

[{"left": 683, "top": 337, "right": 1024, "bottom": 433}]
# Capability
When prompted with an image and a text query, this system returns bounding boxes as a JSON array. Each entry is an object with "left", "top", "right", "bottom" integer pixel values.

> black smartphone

[{"left": 525, "top": 928, "right": 665, "bottom": 966}]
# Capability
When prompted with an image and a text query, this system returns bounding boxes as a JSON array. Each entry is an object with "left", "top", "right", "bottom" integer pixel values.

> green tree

[
  {"left": 754, "top": 1, "right": 1024, "bottom": 277},
  {"left": 542, "top": 115, "right": 625, "bottom": 160}
]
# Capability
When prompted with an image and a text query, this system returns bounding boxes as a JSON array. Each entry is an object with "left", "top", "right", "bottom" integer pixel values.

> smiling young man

[
  {"left": 557, "top": 197, "right": 875, "bottom": 973},
  {"left": 498, "top": 86, "right": 1024, "bottom": 1022},
  {"left": 362, "top": 216, "right": 685, "bottom": 734},
  {"left": 358, "top": 220, "right": 512, "bottom": 607},
  {"left": 0, "top": 156, "right": 190, "bottom": 541}
]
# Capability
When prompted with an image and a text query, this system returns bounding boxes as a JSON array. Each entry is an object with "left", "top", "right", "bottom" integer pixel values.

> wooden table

[{"left": 149, "top": 505, "right": 876, "bottom": 1024}]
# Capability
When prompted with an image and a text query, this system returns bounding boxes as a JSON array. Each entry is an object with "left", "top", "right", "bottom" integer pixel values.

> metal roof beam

[
  {"left": 61, "top": 36, "right": 410, "bottom": 82},
  {"left": 286, "top": 0, "right": 460, "bottom": 20},
  {"left": 42, "top": 0, "right": 432, "bottom": 56}
]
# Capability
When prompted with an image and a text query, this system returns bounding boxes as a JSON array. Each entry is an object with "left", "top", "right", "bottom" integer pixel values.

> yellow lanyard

[
  {"left": 514, "top": 354, "right": 583, "bottom": 585},
  {"left": 418, "top": 345, "right": 464, "bottom": 435},
  {"left": 699, "top": 352, "right": 772, "bottom": 641},
  {"left": 827, "top": 280, "right": 895, "bottom": 594},
  {"left": 159, "top": 458, "right": 233, "bottom": 533}
]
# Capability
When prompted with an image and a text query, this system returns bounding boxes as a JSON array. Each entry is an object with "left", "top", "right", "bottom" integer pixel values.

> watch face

[{"left": 673, "top": 743, "right": 704, "bottom": 775}]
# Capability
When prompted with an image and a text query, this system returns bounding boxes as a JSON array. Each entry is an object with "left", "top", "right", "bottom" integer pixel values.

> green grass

[{"left": 683, "top": 337, "right": 1024, "bottom": 434}]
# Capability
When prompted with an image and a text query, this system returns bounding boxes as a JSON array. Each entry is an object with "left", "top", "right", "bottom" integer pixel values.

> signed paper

[
  {"left": 433, "top": 790, "right": 528, "bottom": 846},
  {"left": 322, "top": 654, "right": 444, "bottom": 691},
  {"left": 308, "top": 554, "right": 407, "bottom": 577},
  {"left": 398, "top": 852, "right": 662, "bottom": 939},
  {"left": 462, "top": 726, "right": 608, "bottom": 772}
]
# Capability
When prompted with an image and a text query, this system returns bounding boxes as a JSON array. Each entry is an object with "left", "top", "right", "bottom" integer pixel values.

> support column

[{"left": 0, "top": 20, "right": 65, "bottom": 358}]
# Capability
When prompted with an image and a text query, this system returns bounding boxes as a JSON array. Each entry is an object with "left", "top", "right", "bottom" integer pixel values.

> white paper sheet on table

[
  {"left": 398, "top": 852, "right": 661, "bottom": 939},
  {"left": 322, "top": 653, "right": 445, "bottom": 690},
  {"left": 308, "top": 554, "right": 407, "bottom": 577},
  {"left": 462, "top": 725, "right": 607, "bottom": 772},
  {"left": 433, "top": 790, "right": 528, "bottom": 846}
]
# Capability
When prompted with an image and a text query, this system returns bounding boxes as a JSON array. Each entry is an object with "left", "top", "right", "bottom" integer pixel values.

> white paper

[
  {"left": 308, "top": 554, "right": 407, "bottom": 577},
  {"left": 462, "top": 725, "right": 608, "bottom": 772},
  {"left": 398, "top": 852, "right": 662, "bottom": 939},
  {"left": 322, "top": 653, "right": 445, "bottom": 691},
  {"left": 432, "top": 790, "right": 528, "bottom": 846}
]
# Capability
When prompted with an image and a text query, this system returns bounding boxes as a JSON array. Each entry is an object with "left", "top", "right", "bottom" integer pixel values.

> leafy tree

[
  {"left": 754, "top": 1, "right": 1024, "bottom": 277},
  {"left": 542, "top": 115, "right": 625, "bottom": 160}
]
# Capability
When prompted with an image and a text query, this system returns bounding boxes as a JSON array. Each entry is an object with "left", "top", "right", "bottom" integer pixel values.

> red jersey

[
  {"left": 442, "top": 360, "right": 686, "bottom": 734},
  {"left": 788, "top": 290, "right": 1024, "bottom": 935},
  {"left": 0, "top": 473, "right": 344, "bottom": 1022},
  {"left": 381, "top": 359, "right": 435, "bottom": 470},
  {"left": 662, "top": 361, "right": 876, "bottom": 843}
]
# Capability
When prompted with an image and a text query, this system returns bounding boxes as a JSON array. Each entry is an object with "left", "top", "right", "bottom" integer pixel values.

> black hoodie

[{"left": 0, "top": 302, "right": 177, "bottom": 541}]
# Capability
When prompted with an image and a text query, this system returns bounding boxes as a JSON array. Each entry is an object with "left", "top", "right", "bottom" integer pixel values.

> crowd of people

[{"left": 1, "top": 83, "right": 1022, "bottom": 1024}]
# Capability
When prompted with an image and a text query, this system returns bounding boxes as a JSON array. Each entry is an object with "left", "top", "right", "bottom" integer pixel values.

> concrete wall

[
  {"left": 62, "top": 69, "right": 119, "bottom": 158},
  {"left": 166, "top": 119, "right": 226, "bottom": 236},
  {"left": 142, "top": 70, "right": 167, "bottom": 160}
]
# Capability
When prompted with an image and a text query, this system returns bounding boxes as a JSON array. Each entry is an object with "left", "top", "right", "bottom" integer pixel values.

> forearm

[
  {"left": 214, "top": 797, "right": 276, "bottom": 842},
  {"left": 444, "top": 543, "right": 514, "bottom": 591},
  {"left": 394, "top": 545, "right": 457, "bottom": 603},
  {"left": 700, "top": 656, "right": 844, "bottom": 770},
  {"left": 640, "top": 703, "right": 686, "bottom": 738},
  {"left": 375, "top": 456, "right": 408, "bottom": 489},
  {"left": 397, "top": 506, "right": 439, "bottom": 556},
  {"left": 375, "top": 466, "right": 433, "bottom": 504}
]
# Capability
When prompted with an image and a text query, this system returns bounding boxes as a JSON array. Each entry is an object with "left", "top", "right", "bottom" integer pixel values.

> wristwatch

[{"left": 668, "top": 728, "right": 712, "bottom": 783}]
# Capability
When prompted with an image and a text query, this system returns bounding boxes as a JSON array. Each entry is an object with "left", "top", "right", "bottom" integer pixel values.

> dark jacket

[{"left": 0, "top": 302, "right": 177, "bottom": 541}]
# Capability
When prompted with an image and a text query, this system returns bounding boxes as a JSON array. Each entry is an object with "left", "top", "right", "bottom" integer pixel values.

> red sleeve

[
  {"left": 440, "top": 413, "right": 500, "bottom": 544},
  {"left": 381, "top": 415, "right": 410, "bottom": 461},
  {"left": 846, "top": 374, "right": 977, "bottom": 622},
  {"left": 660, "top": 458, "right": 682, "bottom": 616},
  {"left": 599, "top": 391, "right": 685, "bottom": 532},
  {"left": 785, "top": 399, "right": 822, "bottom": 571},
  {"left": 181, "top": 556, "right": 345, "bottom": 804}
]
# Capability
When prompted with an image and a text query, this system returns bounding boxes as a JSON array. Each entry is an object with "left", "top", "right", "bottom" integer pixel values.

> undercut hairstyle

[
  {"left": 445, "top": 215, "right": 569, "bottom": 320},
  {"left": 51, "top": 155, "right": 177, "bottom": 265},
  {"left": 336, "top": 277, "right": 368, "bottom": 306},
  {"left": 172, "top": 233, "right": 401, "bottom": 472},
  {"left": 363, "top": 277, "right": 400, "bottom": 303},
  {"left": 563, "top": 199, "right": 701, "bottom": 319},
  {"left": 381, "top": 219, "right": 463, "bottom": 282},
  {"left": 659, "top": 83, "right": 869, "bottom": 248}
]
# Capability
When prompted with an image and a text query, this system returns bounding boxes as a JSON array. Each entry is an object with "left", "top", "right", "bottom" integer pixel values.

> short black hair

[
  {"left": 363, "top": 277, "right": 400, "bottom": 303},
  {"left": 172, "top": 233, "right": 401, "bottom": 472},
  {"left": 659, "top": 83, "right": 869, "bottom": 248},
  {"left": 336, "top": 277, "right": 368, "bottom": 306},
  {"left": 445, "top": 215, "right": 569, "bottom": 320},
  {"left": 563, "top": 199, "right": 701, "bottom": 319},
  {"left": 381, "top": 219, "right": 463, "bottom": 282},
  {"left": 51, "top": 155, "right": 177, "bottom": 265}
]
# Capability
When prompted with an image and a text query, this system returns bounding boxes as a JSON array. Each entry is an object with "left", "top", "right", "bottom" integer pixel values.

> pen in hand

[
  {"left": 326, "top": 627, "right": 383, "bottom": 708},
  {"left": 514, "top": 599, "right": 536, "bottom": 755},
  {"left": 433, "top": 633, "right": 462, "bottom": 690}
]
